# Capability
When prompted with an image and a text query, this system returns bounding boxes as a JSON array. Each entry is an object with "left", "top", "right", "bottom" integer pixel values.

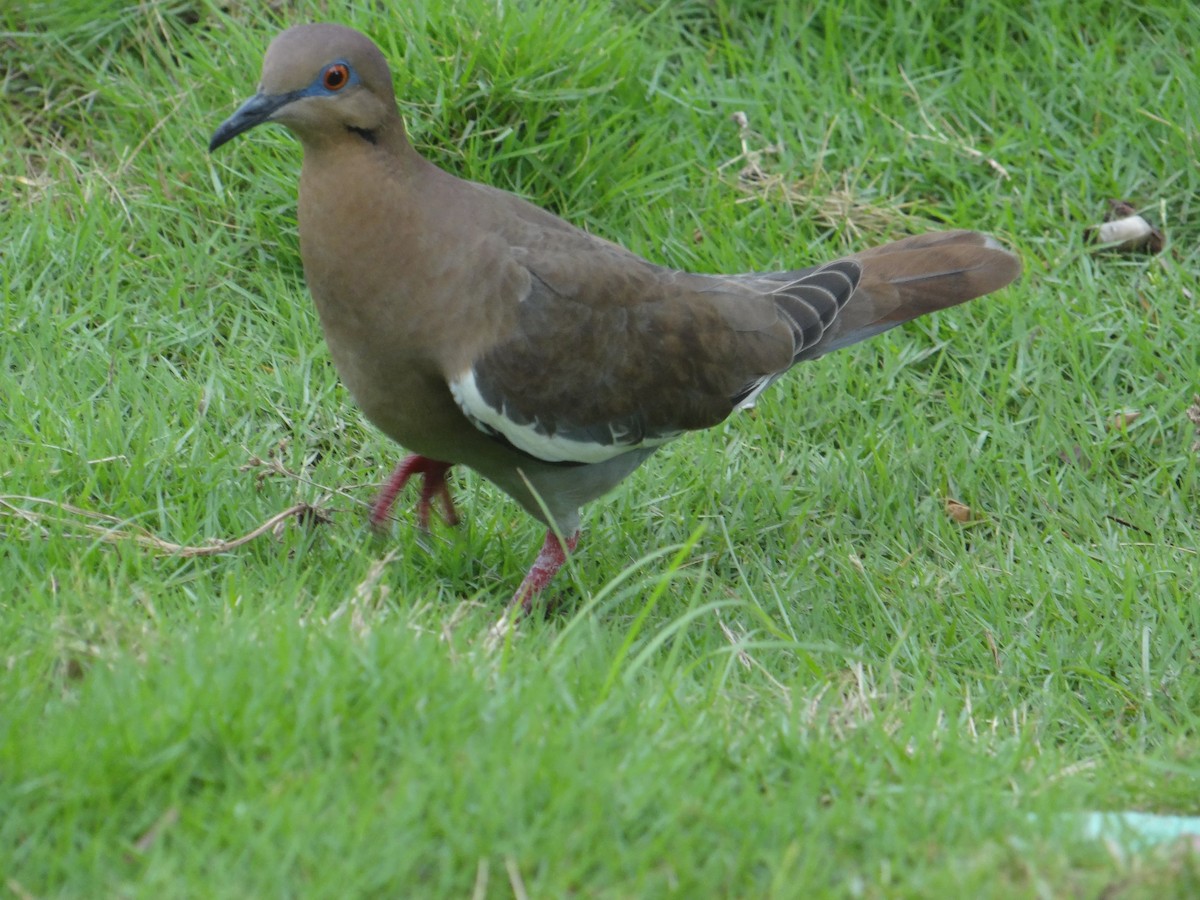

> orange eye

[{"left": 323, "top": 64, "right": 350, "bottom": 91}]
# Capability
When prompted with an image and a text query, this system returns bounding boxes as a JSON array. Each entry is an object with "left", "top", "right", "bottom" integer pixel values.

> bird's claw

[{"left": 369, "top": 454, "right": 458, "bottom": 531}]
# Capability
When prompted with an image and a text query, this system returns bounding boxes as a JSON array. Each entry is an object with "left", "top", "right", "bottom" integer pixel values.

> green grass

[{"left": 3, "top": 0, "right": 1199, "bottom": 895}]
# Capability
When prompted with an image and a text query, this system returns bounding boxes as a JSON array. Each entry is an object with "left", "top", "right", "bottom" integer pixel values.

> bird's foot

[
  {"left": 369, "top": 454, "right": 458, "bottom": 531},
  {"left": 509, "top": 529, "right": 580, "bottom": 615}
]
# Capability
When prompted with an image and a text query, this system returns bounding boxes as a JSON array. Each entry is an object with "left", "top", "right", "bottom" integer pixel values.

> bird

[{"left": 209, "top": 23, "right": 1021, "bottom": 614}]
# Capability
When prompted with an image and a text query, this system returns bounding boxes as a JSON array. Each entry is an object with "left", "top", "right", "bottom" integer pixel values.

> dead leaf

[
  {"left": 1107, "top": 410, "right": 1141, "bottom": 431},
  {"left": 1058, "top": 444, "right": 1091, "bottom": 470},
  {"left": 944, "top": 498, "right": 972, "bottom": 523}
]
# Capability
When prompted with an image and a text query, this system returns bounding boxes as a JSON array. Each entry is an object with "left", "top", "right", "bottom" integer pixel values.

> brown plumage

[{"left": 210, "top": 24, "right": 1022, "bottom": 611}]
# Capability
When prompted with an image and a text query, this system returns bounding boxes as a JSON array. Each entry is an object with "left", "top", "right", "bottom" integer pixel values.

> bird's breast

[{"left": 294, "top": 153, "right": 526, "bottom": 463}]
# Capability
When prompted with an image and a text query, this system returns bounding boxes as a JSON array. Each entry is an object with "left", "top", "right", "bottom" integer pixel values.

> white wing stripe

[{"left": 449, "top": 369, "right": 672, "bottom": 464}]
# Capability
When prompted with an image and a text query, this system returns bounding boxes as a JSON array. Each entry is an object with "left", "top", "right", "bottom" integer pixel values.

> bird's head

[{"left": 209, "top": 23, "right": 398, "bottom": 152}]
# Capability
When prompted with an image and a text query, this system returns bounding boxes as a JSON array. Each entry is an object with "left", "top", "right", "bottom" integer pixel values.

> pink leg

[
  {"left": 369, "top": 455, "right": 458, "bottom": 531},
  {"left": 511, "top": 529, "right": 580, "bottom": 614}
]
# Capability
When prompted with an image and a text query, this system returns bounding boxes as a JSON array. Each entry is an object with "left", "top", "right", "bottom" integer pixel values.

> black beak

[{"left": 209, "top": 91, "right": 295, "bottom": 152}]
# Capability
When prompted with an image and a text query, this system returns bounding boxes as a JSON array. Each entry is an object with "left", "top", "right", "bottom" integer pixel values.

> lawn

[{"left": 3, "top": 0, "right": 1198, "bottom": 895}]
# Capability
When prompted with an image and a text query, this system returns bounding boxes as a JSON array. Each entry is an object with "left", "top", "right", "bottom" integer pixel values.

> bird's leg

[
  {"left": 511, "top": 529, "right": 580, "bottom": 614},
  {"left": 369, "top": 454, "right": 458, "bottom": 531}
]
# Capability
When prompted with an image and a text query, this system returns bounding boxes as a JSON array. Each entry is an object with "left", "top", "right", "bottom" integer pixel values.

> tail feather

[{"left": 796, "top": 230, "right": 1021, "bottom": 359}]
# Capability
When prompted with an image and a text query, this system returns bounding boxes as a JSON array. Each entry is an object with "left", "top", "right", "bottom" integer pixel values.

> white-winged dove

[{"left": 210, "top": 24, "right": 1021, "bottom": 612}]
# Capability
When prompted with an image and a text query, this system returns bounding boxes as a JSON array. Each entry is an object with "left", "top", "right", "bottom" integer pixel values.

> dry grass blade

[
  {"left": 326, "top": 549, "right": 399, "bottom": 636},
  {"left": 132, "top": 807, "right": 180, "bottom": 854},
  {"left": 505, "top": 857, "right": 530, "bottom": 900},
  {"left": 1188, "top": 396, "right": 1200, "bottom": 453},
  {"left": 715, "top": 611, "right": 792, "bottom": 710},
  {"left": 0, "top": 495, "right": 328, "bottom": 558},
  {"left": 718, "top": 110, "right": 919, "bottom": 239},
  {"left": 892, "top": 68, "right": 1012, "bottom": 180},
  {"left": 471, "top": 858, "right": 489, "bottom": 900}
]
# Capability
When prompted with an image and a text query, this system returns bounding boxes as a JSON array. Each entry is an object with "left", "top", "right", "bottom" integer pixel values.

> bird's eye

[{"left": 323, "top": 63, "right": 350, "bottom": 91}]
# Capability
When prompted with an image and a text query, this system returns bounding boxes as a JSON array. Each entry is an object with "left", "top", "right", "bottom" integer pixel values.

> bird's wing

[{"left": 448, "top": 237, "right": 860, "bottom": 464}]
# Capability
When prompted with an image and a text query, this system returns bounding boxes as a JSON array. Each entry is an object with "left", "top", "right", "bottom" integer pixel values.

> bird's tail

[{"left": 797, "top": 230, "right": 1022, "bottom": 360}]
